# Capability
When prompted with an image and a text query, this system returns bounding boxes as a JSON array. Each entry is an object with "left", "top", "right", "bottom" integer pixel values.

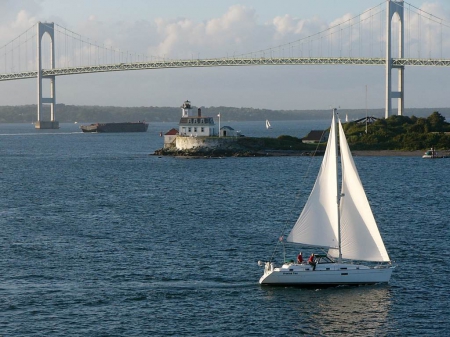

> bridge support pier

[
  {"left": 385, "top": 0, "right": 404, "bottom": 118},
  {"left": 36, "top": 22, "right": 59, "bottom": 129}
]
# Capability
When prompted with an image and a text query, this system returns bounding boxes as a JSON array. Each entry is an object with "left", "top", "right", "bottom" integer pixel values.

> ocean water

[{"left": 0, "top": 121, "right": 449, "bottom": 336}]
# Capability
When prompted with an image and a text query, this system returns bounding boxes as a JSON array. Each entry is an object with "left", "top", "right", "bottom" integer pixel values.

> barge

[{"left": 80, "top": 122, "right": 148, "bottom": 133}]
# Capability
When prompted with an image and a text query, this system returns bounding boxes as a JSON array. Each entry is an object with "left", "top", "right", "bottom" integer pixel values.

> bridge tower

[
  {"left": 35, "top": 22, "right": 58, "bottom": 129},
  {"left": 385, "top": 0, "right": 404, "bottom": 118}
]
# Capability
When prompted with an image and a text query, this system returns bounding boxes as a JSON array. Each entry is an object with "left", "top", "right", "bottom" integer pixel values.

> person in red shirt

[
  {"left": 297, "top": 252, "right": 303, "bottom": 264},
  {"left": 308, "top": 253, "right": 316, "bottom": 270}
]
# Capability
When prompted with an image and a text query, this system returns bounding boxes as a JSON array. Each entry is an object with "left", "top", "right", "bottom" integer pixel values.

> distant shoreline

[
  {"left": 1, "top": 104, "right": 450, "bottom": 123},
  {"left": 264, "top": 149, "right": 450, "bottom": 157},
  {"left": 260, "top": 150, "right": 429, "bottom": 157},
  {"left": 352, "top": 150, "right": 424, "bottom": 157}
]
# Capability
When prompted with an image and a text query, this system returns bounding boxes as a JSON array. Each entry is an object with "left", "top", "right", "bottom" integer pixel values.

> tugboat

[{"left": 80, "top": 121, "right": 148, "bottom": 133}]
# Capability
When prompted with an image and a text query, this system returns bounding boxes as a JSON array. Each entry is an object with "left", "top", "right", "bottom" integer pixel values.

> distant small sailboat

[
  {"left": 266, "top": 119, "right": 272, "bottom": 129},
  {"left": 345, "top": 114, "right": 349, "bottom": 122}
]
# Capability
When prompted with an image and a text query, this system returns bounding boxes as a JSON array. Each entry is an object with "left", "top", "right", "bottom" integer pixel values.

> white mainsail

[
  {"left": 287, "top": 113, "right": 390, "bottom": 262},
  {"left": 286, "top": 113, "right": 339, "bottom": 248},
  {"left": 266, "top": 120, "right": 271, "bottom": 129},
  {"left": 335, "top": 119, "right": 390, "bottom": 262}
]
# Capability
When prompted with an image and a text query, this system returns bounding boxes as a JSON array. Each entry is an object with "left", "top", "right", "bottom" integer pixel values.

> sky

[{"left": 1, "top": 0, "right": 450, "bottom": 111}]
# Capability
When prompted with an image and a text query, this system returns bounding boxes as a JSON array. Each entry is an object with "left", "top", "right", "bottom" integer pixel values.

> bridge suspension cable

[
  {"left": 0, "top": 24, "right": 36, "bottom": 74},
  {"left": 236, "top": 2, "right": 387, "bottom": 61}
]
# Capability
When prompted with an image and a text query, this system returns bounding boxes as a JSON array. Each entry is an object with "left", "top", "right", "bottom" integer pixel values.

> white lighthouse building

[
  {"left": 178, "top": 100, "right": 217, "bottom": 137},
  {"left": 163, "top": 100, "right": 241, "bottom": 151}
]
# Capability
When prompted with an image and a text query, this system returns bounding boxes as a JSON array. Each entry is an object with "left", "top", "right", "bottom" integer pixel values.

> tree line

[
  {"left": 1, "top": 104, "right": 449, "bottom": 123},
  {"left": 344, "top": 111, "right": 450, "bottom": 150}
]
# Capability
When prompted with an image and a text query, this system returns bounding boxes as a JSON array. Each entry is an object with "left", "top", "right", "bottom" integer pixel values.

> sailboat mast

[
  {"left": 365, "top": 85, "right": 368, "bottom": 134},
  {"left": 333, "top": 108, "right": 343, "bottom": 263}
]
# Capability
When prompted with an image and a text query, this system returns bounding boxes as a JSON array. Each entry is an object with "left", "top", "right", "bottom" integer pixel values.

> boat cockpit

[{"left": 313, "top": 254, "right": 336, "bottom": 264}]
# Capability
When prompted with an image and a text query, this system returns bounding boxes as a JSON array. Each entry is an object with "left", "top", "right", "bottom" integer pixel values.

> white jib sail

[
  {"left": 335, "top": 119, "right": 390, "bottom": 262},
  {"left": 287, "top": 114, "right": 339, "bottom": 248}
]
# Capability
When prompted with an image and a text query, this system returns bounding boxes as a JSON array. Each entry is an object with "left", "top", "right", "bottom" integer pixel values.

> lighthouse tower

[
  {"left": 178, "top": 100, "right": 216, "bottom": 136},
  {"left": 181, "top": 100, "right": 193, "bottom": 117}
]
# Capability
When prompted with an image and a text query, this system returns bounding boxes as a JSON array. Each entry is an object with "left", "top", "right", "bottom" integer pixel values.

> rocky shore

[
  {"left": 155, "top": 133, "right": 450, "bottom": 158},
  {"left": 153, "top": 148, "right": 443, "bottom": 158},
  {"left": 153, "top": 148, "right": 324, "bottom": 157}
]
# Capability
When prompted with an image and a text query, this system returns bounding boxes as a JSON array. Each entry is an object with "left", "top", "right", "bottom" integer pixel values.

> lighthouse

[
  {"left": 178, "top": 100, "right": 217, "bottom": 137},
  {"left": 162, "top": 100, "right": 241, "bottom": 151}
]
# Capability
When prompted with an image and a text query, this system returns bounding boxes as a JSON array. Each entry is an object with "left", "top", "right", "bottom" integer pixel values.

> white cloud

[
  {"left": 0, "top": 0, "right": 41, "bottom": 20},
  {"left": 205, "top": 5, "right": 256, "bottom": 35},
  {"left": 151, "top": 5, "right": 259, "bottom": 58},
  {"left": 0, "top": 4, "right": 40, "bottom": 43},
  {"left": 273, "top": 15, "right": 299, "bottom": 35},
  {"left": 329, "top": 13, "right": 354, "bottom": 28}
]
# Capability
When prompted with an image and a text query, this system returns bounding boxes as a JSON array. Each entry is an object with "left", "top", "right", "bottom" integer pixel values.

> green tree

[{"left": 427, "top": 111, "right": 446, "bottom": 132}]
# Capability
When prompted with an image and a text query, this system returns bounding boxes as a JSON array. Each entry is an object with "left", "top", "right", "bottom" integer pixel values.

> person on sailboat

[
  {"left": 297, "top": 252, "right": 303, "bottom": 264},
  {"left": 308, "top": 253, "right": 316, "bottom": 270}
]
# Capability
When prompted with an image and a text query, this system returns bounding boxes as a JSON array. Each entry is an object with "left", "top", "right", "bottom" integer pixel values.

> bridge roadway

[{"left": 1, "top": 57, "right": 450, "bottom": 81}]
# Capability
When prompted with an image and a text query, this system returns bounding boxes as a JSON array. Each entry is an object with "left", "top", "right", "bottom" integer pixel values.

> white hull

[{"left": 259, "top": 262, "right": 393, "bottom": 286}]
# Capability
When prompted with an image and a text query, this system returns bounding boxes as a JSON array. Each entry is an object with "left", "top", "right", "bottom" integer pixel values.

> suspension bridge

[{"left": 1, "top": 0, "right": 450, "bottom": 128}]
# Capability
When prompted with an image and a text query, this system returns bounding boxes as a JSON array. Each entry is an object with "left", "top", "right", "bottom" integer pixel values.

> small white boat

[
  {"left": 259, "top": 108, "right": 394, "bottom": 287},
  {"left": 422, "top": 148, "right": 438, "bottom": 158},
  {"left": 266, "top": 119, "right": 272, "bottom": 129}
]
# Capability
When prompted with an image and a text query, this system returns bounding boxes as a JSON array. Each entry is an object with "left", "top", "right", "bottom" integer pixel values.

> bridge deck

[{"left": 2, "top": 57, "right": 450, "bottom": 81}]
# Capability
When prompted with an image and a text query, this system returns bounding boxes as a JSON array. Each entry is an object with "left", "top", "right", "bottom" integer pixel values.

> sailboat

[
  {"left": 259, "top": 109, "right": 394, "bottom": 286},
  {"left": 266, "top": 119, "right": 272, "bottom": 129}
]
